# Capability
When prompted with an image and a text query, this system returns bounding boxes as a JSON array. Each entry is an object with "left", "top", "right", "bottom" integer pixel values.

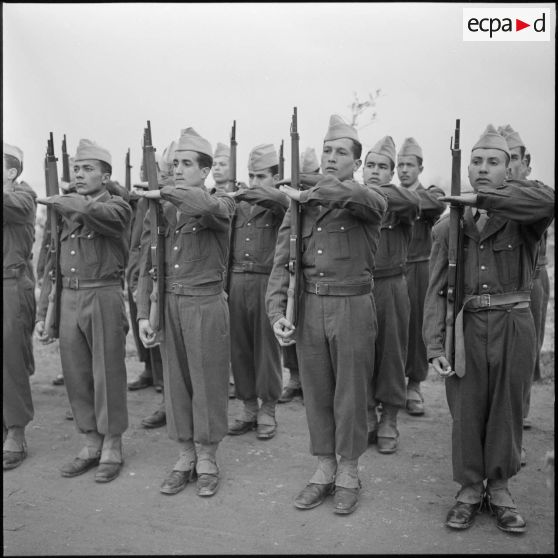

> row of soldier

[{"left": 3, "top": 115, "right": 553, "bottom": 533}]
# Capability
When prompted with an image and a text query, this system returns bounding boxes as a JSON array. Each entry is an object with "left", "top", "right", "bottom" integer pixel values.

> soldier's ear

[
  {"left": 200, "top": 167, "right": 211, "bottom": 180},
  {"left": 353, "top": 159, "right": 362, "bottom": 172}
]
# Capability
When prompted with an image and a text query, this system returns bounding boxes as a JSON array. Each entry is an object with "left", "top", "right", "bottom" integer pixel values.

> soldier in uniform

[
  {"left": 136, "top": 128, "right": 235, "bottom": 498},
  {"left": 266, "top": 115, "right": 387, "bottom": 515},
  {"left": 362, "top": 136, "right": 420, "bottom": 453},
  {"left": 227, "top": 144, "right": 288, "bottom": 440},
  {"left": 278, "top": 147, "right": 319, "bottom": 404},
  {"left": 396, "top": 138, "right": 446, "bottom": 416},
  {"left": 3, "top": 143, "right": 36, "bottom": 470},
  {"left": 423, "top": 125, "right": 554, "bottom": 533},
  {"left": 36, "top": 139, "right": 132, "bottom": 483}
]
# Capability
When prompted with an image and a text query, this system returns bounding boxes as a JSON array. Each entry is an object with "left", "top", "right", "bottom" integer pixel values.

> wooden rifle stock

[
  {"left": 143, "top": 121, "right": 165, "bottom": 333},
  {"left": 285, "top": 107, "right": 302, "bottom": 327},
  {"left": 61, "top": 134, "right": 70, "bottom": 183},
  {"left": 44, "top": 133, "right": 62, "bottom": 339},
  {"left": 444, "top": 119, "right": 464, "bottom": 368},
  {"left": 125, "top": 148, "right": 132, "bottom": 192},
  {"left": 225, "top": 120, "right": 237, "bottom": 294}
]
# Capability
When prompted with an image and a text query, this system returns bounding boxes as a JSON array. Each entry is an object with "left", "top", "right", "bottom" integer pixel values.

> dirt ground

[{"left": 3, "top": 323, "right": 555, "bottom": 556}]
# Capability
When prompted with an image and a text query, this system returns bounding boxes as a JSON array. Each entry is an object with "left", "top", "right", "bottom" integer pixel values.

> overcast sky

[{"left": 3, "top": 2, "right": 555, "bottom": 195}]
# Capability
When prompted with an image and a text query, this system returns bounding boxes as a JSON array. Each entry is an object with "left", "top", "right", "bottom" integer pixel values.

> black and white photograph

[{"left": 3, "top": 2, "right": 555, "bottom": 555}]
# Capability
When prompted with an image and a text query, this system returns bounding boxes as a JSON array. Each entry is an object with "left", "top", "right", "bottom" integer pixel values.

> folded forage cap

[
  {"left": 214, "top": 142, "right": 230, "bottom": 159},
  {"left": 3, "top": 142, "right": 23, "bottom": 164},
  {"left": 398, "top": 137, "right": 423, "bottom": 160},
  {"left": 472, "top": 124, "right": 510, "bottom": 157},
  {"left": 248, "top": 144, "right": 278, "bottom": 172},
  {"left": 324, "top": 114, "right": 359, "bottom": 142},
  {"left": 497, "top": 124, "right": 525, "bottom": 150},
  {"left": 366, "top": 136, "right": 396, "bottom": 166},
  {"left": 300, "top": 147, "right": 320, "bottom": 173},
  {"left": 74, "top": 139, "right": 112, "bottom": 166},
  {"left": 176, "top": 127, "right": 213, "bottom": 159}
]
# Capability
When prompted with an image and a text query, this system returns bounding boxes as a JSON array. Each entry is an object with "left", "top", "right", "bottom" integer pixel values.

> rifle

[
  {"left": 278, "top": 140, "right": 285, "bottom": 181},
  {"left": 125, "top": 148, "right": 132, "bottom": 192},
  {"left": 285, "top": 107, "right": 302, "bottom": 327},
  {"left": 44, "top": 133, "right": 62, "bottom": 339},
  {"left": 61, "top": 134, "right": 70, "bottom": 183},
  {"left": 143, "top": 121, "right": 165, "bottom": 334},
  {"left": 444, "top": 119, "right": 465, "bottom": 370},
  {"left": 225, "top": 120, "right": 237, "bottom": 294}
]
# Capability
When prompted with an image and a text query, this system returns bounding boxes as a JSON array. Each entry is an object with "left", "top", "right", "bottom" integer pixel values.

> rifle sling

[{"left": 454, "top": 291, "right": 531, "bottom": 378}]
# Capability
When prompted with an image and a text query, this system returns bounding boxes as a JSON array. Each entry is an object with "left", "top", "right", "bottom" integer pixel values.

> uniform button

[
  {"left": 193, "top": 227, "right": 196, "bottom": 231},
  {"left": 388, "top": 225, "right": 392, "bottom": 229},
  {"left": 70, "top": 250, "right": 76, "bottom": 255},
  {"left": 173, "top": 246, "right": 178, "bottom": 251},
  {"left": 174, "top": 264, "right": 179, "bottom": 269},
  {"left": 247, "top": 223, "right": 252, "bottom": 226},
  {"left": 87, "top": 234, "right": 92, "bottom": 238},
  {"left": 70, "top": 234, "right": 76, "bottom": 239},
  {"left": 482, "top": 284, "right": 488, "bottom": 289},
  {"left": 319, "top": 272, "right": 324, "bottom": 277},
  {"left": 480, "top": 265, "right": 486, "bottom": 270},
  {"left": 70, "top": 268, "right": 76, "bottom": 273},
  {"left": 317, "top": 227, "right": 322, "bottom": 232},
  {"left": 317, "top": 249, "right": 323, "bottom": 255},
  {"left": 340, "top": 226, "right": 345, "bottom": 230},
  {"left": 245, "top": 253, "right": 250, "bottom": 257},
  {"left": 265, "top": 224, "right": 269, "bottom": 227},
  {"left": 246, "top": 238, "right": 250, "bottom": 241},
  {"left": 479, "top": 245, "right": 484, "bottom": 250},
  {"left": 507, "top": 244, "right": 512, "bottom": 249}
]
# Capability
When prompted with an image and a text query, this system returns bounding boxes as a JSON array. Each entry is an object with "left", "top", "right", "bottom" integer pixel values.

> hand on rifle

[
  {"left": 135, "top": 189, "right": 162, "bottom": 199},
  {"left": 440, "top": 193, "right": 478, "bottom": 206},
  {"left": 138, "top": 318, "right": 159, "bottom": 348},
  {"left": 430, "top": 355, "right": 455, "bottom": 378},
  {"left": 272, "top": 316, "right": 296, "bottom": 347},
  {"left": 278, "top": 185, "right": 302, "bottom": 202},
  {"left": 36, "top": 196, "right": 55, "bottom": 205},
  {"left": 276, "top": 173, "right": 323, "bottom": 190},
  {"left": 35, "top": 320, "right": 54, "bottom": 345}
]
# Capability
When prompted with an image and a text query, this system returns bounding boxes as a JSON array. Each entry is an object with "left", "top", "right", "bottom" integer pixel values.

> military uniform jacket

[
  {"left": 372, "top": 183, "right": 420, "bottom": 276},
  {"left": 37, "top": 191, "right": 132, "bottom": 320},
  {"left": 423, "top": 179, "right": 555, "bottom": 361},
  {"left": 3, "top": 181, "right": 36, "bottom": 279},
  {"left": 231, "top": 185, "right": 289, "bottom": 273},
  {"left": 407, "top": 183, "right": 446, "bottom": 263},
  {"left": 126, "top": 195, "right": 148, "bottom": 292},
  {"left": 136, "top": 185, "right": 235, "bottom": 320},
  {"left": 266, "top": 175, "right": 387, "bottom": 325}
]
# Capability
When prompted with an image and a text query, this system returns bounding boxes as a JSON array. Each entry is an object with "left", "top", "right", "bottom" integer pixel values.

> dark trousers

[
  {"left": 445, "top": 307, "right": 535, "bottom": 485},
  {"left": 371, "top": 275, "right": 410, "bottom": 408},
  {"left": 229, "top": 273, "right": 282, "bottom": 403},
  {"left": 3, "top": 276, "right": 35, "bottom": 428},
  {"left": 161, "top": 292, "right": 230, "bottom": 444},
  {"left": 405, "top": 261, "right": 430, "bottom": 383},
  {"left": 59, "top": 286, "right": 129, "bottom": 435},
  {"left": 297, "top": 292, "right": 376, "bottom": 460}
]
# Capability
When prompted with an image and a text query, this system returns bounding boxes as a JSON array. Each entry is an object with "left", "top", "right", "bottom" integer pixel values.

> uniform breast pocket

[
  {"left": 178, "top": 223, "right": 204, "bottom": 262},
  {"left": 79, "top": 230, "right": 100, "bottom": 265},
  {"left": 493, "top": 235, "right": 522, "bottom": 287},
  {"left": 325, "top": 221, "right": 358, "bottom": 260},
  {"left": 255, "top": 219, "right": 277, "bottom": 252}
]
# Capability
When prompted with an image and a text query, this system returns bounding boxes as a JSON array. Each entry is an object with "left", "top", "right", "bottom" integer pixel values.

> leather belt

[
  {"left": 165, "top": 281, "right": 223, "bottom": 296},
  {"left": 231, "top": 263, "right": 272, "bottom": 274},
  {"left": 3, "top": 268, "right": 22, "bottom": 279},
  {"left": 374, "top": 264, "right": 406, "bottom": 279},
  {"left": 304, "top": 281, "right": 371, "bottom": 296},
  {"left": 62, "top": 277, "right": 122, "bottom": 290},
  {"left": 406, "top": 257, "right": 430, "bottom": 264},
  {"left": 454, "top": 291, "right": 531, "bottom": 378}
]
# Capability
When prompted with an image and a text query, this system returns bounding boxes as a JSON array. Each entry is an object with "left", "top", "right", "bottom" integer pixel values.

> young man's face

[
  {"left": 363, "top": 153, "right": 394, "bottom": 186},
  {"left": 73, "top": 159, "right": 109, "bottom": 197},
  {"left": 173, "top": 151, "right": 209, "bottom": 188},
  {"left": 507, "top": 146, "right": 528, "bottom": 180},
  {"left": 212, "top": 156, "right": 230, "bottom": 185},
  {"left": 248, "top": 168, "right": 276, "bottom": 189},
  {"left": 468, "top": 148, "right": 508, "bottom": 192},
  {"left": 321, "top": 138, "right": 360, "bottom": 182},
  {"left": 397, "top": 155, "right": 423, "bottom": 187}
]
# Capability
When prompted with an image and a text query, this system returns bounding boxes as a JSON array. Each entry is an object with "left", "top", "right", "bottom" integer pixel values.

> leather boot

[
  {"left": 95, "top": 434, "right": 123, "bottom": 483},
  {"left": 377, "top": 404, "right": 399, "bottom": 454}
]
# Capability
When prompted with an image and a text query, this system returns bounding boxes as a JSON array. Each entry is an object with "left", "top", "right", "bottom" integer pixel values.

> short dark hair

[
  {"left": 99, "top": 161, "right": 112, "bottom": 175},
  {"left": 269, "top": 165, "right": 279, "bottom": 176},
  {"left": 4, "top": 154, "right": 23, "bottom": 178},
  {"left": 196, "top": 152, "right": 213, "bottom": 170}
]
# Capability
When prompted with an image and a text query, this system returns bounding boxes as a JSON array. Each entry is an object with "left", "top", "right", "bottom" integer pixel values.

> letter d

[{"left": 534, "top": 13, "right": 546, "bottom": 32}]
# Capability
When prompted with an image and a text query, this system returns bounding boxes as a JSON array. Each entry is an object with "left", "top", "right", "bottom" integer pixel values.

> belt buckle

[
  {"left": 480, "top": 293, "right": 491, "bottom": 307},
  {"left": 314, "top": 282, "right": 326, "bottom": 295},
  {"left": 69, "top": 277, "right": 79, "bottom": 289}
]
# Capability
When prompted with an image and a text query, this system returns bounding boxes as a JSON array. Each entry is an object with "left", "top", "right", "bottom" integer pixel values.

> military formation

[{"left": 3, "top": 113, "right": 554, "bottom": 534}]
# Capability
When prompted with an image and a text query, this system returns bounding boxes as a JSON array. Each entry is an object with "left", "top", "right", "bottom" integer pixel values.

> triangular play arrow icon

[{"left": 516, "top": 19, "right": 530, "bottom": 31}]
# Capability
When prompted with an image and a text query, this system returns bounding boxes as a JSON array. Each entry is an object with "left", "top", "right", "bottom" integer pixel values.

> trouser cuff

[
  {"left": 174, "top": 441, "right": 196, "bottom": 471},
  {"left": 196, "top": 443, "right": 219, "bottom": 475},
  {"left": 309, "top": 455, "right": 337, "bottom": 484},
  {"left": 240, "top": 399, "right": 259, "bottom": 421},
  {"left": 100, "top": 434, "right": 122, "bottom": 463},
  {"left": 78, "top": 431, "right": 103, "bottom": 459},
  {"left": 456, "top": 482, "right": 484, "bottom": 504},
  {"left": 335, "top": 458, "right": 360, "bottom": 489}
]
